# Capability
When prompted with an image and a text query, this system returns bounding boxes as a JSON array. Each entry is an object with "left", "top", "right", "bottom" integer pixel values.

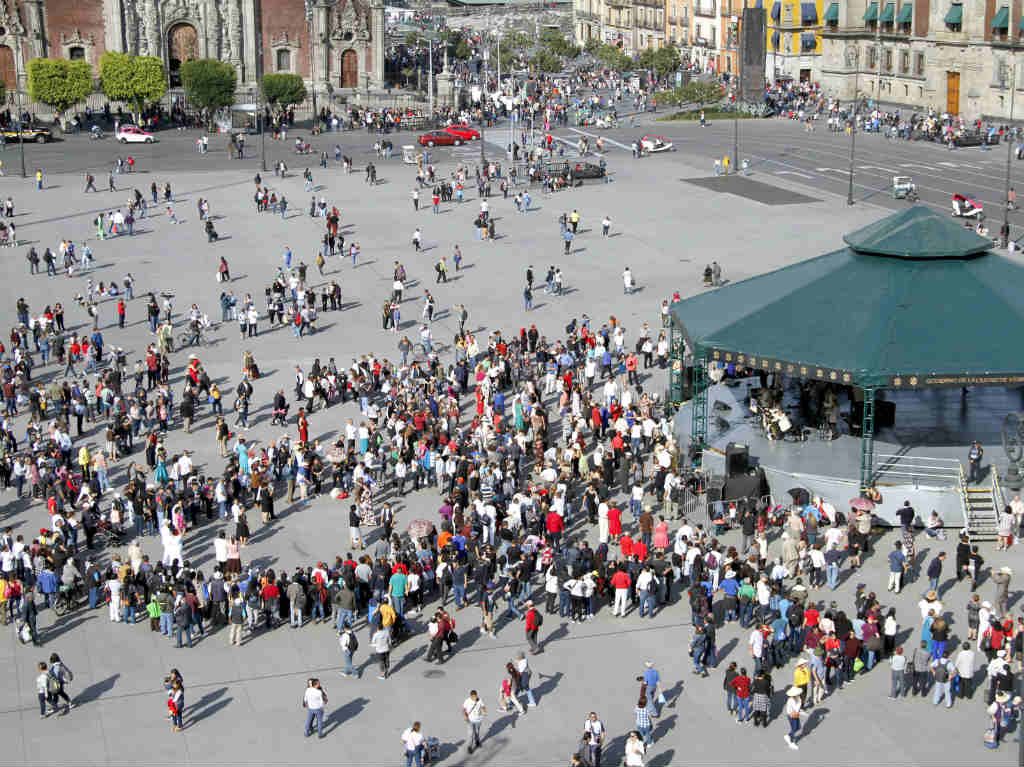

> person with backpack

[
  {"left": 339, "top": 625, "right": 358, "bottom": 677},
  {"left": 228, "top": 586, "right": 246, "bottom": 646},
  {"left": 47, "top": 653, "right": 74, "bottom": 714},
  {"left": 931, "top": 652, "right": 954, "bottom": 707},
  {"left": 524, "top": 600, "right": 543, "bottom": 654}
]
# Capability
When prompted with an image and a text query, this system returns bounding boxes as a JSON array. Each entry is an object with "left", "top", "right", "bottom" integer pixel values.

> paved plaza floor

[{"left": 0, "top": 123, "right": 1017, "bottom": 765}]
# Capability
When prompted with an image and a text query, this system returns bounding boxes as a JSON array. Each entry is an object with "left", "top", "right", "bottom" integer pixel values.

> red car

[
  {"left": 444, "top": 124, "right": 481, "bottom": 141},
  {"left": 418, "top": 130, "right": 461, "bottom": 147}
]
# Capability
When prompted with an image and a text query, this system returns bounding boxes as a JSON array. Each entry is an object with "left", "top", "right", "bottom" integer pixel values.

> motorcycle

[{"left": 90, "top": 125, "right": 105, "bottom": 140}]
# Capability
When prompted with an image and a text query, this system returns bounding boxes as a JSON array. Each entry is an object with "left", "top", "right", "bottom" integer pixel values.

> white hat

[
  {"left": 1000, "top": 566, "right": 1013, "bottom": 575},
  {"left": 997, "top": 649, "right": 1007, "bottom": 658},
  {"left": 724, "top": 570, "right": 736, "bottom": 579},
  {"left": 644, "top": 661, "right": 654, "bottom": 668},
  {"left": 982, "top": 601, "right": 992, "bottom": 609},
  {"left": 786, "top": 686, "right": 803, "bottom": 697}
]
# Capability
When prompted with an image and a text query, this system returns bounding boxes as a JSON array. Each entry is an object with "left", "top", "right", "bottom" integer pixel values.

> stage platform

[{"left": 672, "top": 378, "right": 1022, "bottom": 527}]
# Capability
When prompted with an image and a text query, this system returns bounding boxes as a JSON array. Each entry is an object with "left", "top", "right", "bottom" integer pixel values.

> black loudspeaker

[
  {"left": 724, "top": 472, "right": 760, "bottom": 502},
  {"left": 740, "top": 8, "right": 767, "bottom": 104},
  {"left": 850, "top": 400, "right": 896, "bottom": 430},
  {"left": 726, "top": 442, "right": 749, "bottom": 478},
  {"left": 707, "top": 477, "right": 726, "bottom": 503}
]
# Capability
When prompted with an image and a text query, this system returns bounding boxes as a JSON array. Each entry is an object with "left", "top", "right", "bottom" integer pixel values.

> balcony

[{"left": 694, "top": 0, "right": 715, "bottom": 17}]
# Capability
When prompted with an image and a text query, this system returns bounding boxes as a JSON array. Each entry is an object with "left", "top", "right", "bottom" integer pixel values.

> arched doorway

[
  {"left": 0, "top": 45, "right": 15, "bottom": 91},
  {"left": 341, "top": 49, "right": 358, "bottom": 88},
  {"left": 167, "top": 23, "right": 198, "bottom": 87}
]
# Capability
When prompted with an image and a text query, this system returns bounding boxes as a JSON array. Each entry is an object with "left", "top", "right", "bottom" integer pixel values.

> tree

[
  {"left": 638, "top": 45, "right": 680, "bottom": 79},
  {"left": 261, "top": 73, "right": 307, "bottom": 113},
  {"left": 595, "top": 44, "right": 630, "bottom": 71},
  {"left": 681, "top": 79, "right": 724, "bottom": 106},
  {"left": 454, "top": 38, "right": 472, "bottom": 60},
  {"left": 26, "top": 58, "right": 93, "bottom": 124},
  {"left": 404, "top": 31, "right": 422, "bottom": 47},
  {"left": 180, "top": 59, "right": 237, "bottom": 126},
  {"left": 99, "top": 52, "right": 167, "bottom": 123},
  {"left": 584, "top": 38, "right": 602, "bottom": 55},
  {"left": 532, "top": 48, "right": 561, "bottom": 74}
]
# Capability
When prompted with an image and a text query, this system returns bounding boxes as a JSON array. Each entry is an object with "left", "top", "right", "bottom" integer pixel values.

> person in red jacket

[
  {"left": 730, "top": 667, "right": 752, "bottom": 722},
  {"left": 546, "top": 510, "right": 565, "bottom": 548},
  {"left": 524, "top": 600, "right": 542, "bottom": 654},
  {"left": 610, "top": 567, "right": 632, "bottom": 616}
]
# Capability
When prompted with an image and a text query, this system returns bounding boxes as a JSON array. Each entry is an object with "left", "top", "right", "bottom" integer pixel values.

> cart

[
  {"left": 891, "top": 175, "right": 918, "bottom": 201},
  {"left": 402, "top": 145, "right": 418, "bottom": 165}
]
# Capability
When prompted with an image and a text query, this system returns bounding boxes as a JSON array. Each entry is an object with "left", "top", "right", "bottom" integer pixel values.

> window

[
  {"left": 276, "top": 48, "right": 291, "bottom": 72},
  {"left": 883, "top": 48, "right": 893, "bottom": 71},
  {"left": 900, "top": 50, "right": 909, "bottom": 73},
  {"left": 914, "top": 52, "right": 925, "bottom": 76},
  {"left": 993, "top": 58, "right": 1008, "bottom": 88},
  {"left": 867, "top": 47, "right": 877, "bottom": 70},
  {"left": 68, "top": 46, "right": 85, "bottom": 60}
]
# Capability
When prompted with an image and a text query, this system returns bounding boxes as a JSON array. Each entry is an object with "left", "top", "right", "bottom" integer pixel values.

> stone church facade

[{"left": 0, "top": 0, "right": 384, "bottom": 101}]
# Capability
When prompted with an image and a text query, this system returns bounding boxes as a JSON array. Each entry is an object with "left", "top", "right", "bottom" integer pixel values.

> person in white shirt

[
  {"left": 213, "top": 532, "right": 228, "bottom": 569},
  {"left": 953, "top": 642, "right": 976, "bottom": 699},
  {"left": 401, "top": 721, "right": 426, "bottom": 765},
  {"left": 462, "top": 690, "right": 487, "bottom": 754},
  {"left": 371, "top": 627, "right": 392, "bottom": 679},
  {"left": 302, "top": 678, "right": 328, "bottom": 738},
  {"left": 584, "top": 712, "right": 605, "bottom": 765}
]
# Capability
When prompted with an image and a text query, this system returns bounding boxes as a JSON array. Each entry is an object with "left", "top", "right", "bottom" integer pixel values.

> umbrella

[
  {"left": 849, "top": 497, "right": 875, "bottom": 512},
  {"left": 788, "top": 487, "right": 810, "bottom": 506},
  {"left": 407, "top": 519, "right": 435, "bottom": 539}
]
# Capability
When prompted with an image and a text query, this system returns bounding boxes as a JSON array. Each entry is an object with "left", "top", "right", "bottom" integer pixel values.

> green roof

[
  {"left": 992, "top": 5, "right": 1009, "bottom": 29},
  {"left": 896, "top": 3, "right": 912, "bottom": 23},
  {"left": 669, "top": 208, "right": 1024, "bottom": 387},
  {"left": 944, "top": 3, "right": 963, "bottom": 24},
  {"left": 879, "top": 2, "right": 895, "bottom": 22},
  {"left": 864, "top": 1, "right": 878, "bottom": 21},
  {"left": 823, "top": 2, "right": 839, "bottom": 21}
]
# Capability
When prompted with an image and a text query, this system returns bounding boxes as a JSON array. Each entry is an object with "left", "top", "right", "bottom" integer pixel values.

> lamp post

[
  {"left": 1003, "top": 52, "right": 1016, "bottom": 249},
  {"left": 257, "top": 88, "right": 267, "bottom": 172},
  {"left": 15, "top": 77, "right": 26, "bottom": 178},
  {"left": 847, "top": 47, "right": 860, "bottom": 206}
]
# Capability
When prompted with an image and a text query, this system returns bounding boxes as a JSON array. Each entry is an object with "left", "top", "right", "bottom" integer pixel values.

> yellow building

[{"left": 766, "top": 0, "right": 824, "bottom": 81}]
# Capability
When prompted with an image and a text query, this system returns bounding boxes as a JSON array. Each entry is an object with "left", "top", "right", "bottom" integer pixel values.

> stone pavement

[{"left": 0, "top": 126, "right": 1014, "bottom": 765}]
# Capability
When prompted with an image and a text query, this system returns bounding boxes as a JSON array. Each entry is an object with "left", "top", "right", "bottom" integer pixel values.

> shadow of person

[
  {"left": 323, "top": 695, "right": 369, "bottom": 734},
  {"left": 801, "top": 707, "right": 829, "bottom": 738},
  {"left": 72, "top": 673, "right": 120, "bottom": 705}
]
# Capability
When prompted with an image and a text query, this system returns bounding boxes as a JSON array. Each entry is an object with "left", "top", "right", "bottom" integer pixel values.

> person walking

[
  {"left": 524, "top": 600, "right": 542, "bottom": 654},
  {"left": 302, "top": 678, "right": 328, "bottom": 738},
  {"left": 47, "top": 654, "right": 74, "bottom": 714},
  {"left": 339, "top": 625, "right": 358, "bottom": 677},
  {"left": 784, "top": 686, "right": 804, "bottom": 749},
  {"left": 462, "top": 689, "right": 487, "bottom": 754},
  {"left": 583, "top": 712, "right": 605, "bottom": 766},
  {"left": 372, "top": 624, "right": 392, "bottom": 679},
  {"left": 401, "top": 721, "right": 427, "bottom": 767}
]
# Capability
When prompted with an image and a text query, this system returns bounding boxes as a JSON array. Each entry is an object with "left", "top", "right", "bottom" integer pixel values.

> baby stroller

[
  {"left": 94, "top": 518, "right": 126, "bottom": 548},
  {"left": 270, "top": 402, "right": 290, "bottom": 426},
  {"left": 205, "top": 220, "right": 219, "bottom": 242}
]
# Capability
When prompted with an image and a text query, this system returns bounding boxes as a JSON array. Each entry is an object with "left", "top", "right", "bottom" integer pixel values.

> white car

[
  {"left": 640, "top": 134, "right": 674, "bottom": 153},
  {"left": 116, "top": 125, "right": 156, "bottom": 144}
]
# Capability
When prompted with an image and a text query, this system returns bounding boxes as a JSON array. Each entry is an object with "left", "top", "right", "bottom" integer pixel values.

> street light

[
  {"left": 15, "top": 79, "right": 26, "bottom": 178},
  {"left": 847, "top": 48, "right": 860, "bottom": 206},
  {"left": 1003, "top": 51, "right": 1017, "bottom": 248}
]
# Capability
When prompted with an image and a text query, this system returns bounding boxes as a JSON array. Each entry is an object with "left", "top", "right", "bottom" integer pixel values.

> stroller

[
  {"left": 270, "top": 402, "right": 290, "bottom": 426},
  {"left": 94, "top": 518, "right": 126, "bottom": 548},
  {"left": 205, "top": 220, "right": 219, "bottom": 242}
]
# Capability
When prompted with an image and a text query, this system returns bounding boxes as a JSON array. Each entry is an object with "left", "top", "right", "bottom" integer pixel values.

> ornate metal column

[{"left": 859, "top": 386, "right": 877, "bottom": 489}]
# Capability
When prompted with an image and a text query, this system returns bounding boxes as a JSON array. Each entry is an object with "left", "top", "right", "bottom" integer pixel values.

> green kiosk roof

[{"left": 670, "top": 207, "right": 1024, "bottom": 388}]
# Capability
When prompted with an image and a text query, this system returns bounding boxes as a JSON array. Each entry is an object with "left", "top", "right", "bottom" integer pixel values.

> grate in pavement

[{"left": 683, "top": 175, "right": 819, "bottom": 205}]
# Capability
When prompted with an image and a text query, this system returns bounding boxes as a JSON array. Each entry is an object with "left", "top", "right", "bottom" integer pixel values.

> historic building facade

[
  {"left": 0, "top": 0, "right": 385, "bottom": 100},
  {"left": 819, "top": 0, "right": 1022, "bottom": 118}
]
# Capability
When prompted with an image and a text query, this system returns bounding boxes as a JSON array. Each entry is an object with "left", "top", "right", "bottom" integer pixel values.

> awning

[
  {"left": 801, "top": 1, "right": 817, "bottom": 22},
  {"left": 771, "top": 1, "right": 781, "bottom": 21},
  {"left": 879, "top": 2, "right": 895, "bottom": 22},
  {"left": 944, "top": 3, "right": 962, "bottom": 24},
  {"left": 801, "top": 32, "right": 817, "bottom": 49},
  {"left": 864, "top": 1, "right": 879, "bottom": 22},
  {"left": 771, "top": 30, "right": 780, "bottom": 48},
  {"left": 992, "top": 5, "right": 1009, "bottom": 29},
  {"left": 823, "top": 2, "right": 840, "bottom": 22},
  {"left": 896, "top": 3, "right": 913, "bottom": 23}
]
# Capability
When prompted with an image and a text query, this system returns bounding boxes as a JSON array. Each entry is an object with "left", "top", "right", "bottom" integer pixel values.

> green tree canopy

[
  {"left": 454, "top": 38, "right": 472, "bottom": 60},
  {"left": 261, "top": 73, "right": 307, "bottom": 112},
  {"left": 638, "top": 45, "right": 680, "bottom": 78},
  {"left": 584, "top": 38, "right": 602, "bottom": 55},
  {"left": 681, "top": 79, "right": 724, "bottom": 105},
  {"left": 532, "top": 48, "right": 561, "bottom": 74},
  {"left": 180, "top": 59, "right": 237, "bottom": 124},
  {"left": 594, "top": 43, "right": 631, "bottom": 71},
  {"left": 99, "top": 52, "right": 167, "bottom": 121},
  {"left": 27, "top": 58, "right": 93, "bottom": 119},
  {"left": 539, "top": 28, "right": 579, "bottom": 59}
]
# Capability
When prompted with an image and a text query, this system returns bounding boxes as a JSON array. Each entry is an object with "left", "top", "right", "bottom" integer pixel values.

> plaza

[{"left": 0, "top": 116, "right": 1018, "bottom": 766}]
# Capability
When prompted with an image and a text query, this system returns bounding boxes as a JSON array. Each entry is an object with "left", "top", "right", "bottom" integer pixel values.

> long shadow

[
  {"left": 188, "top": 686, "right": 232, "bottom": 724},
  {"left": 801, "top": 706, "right": 829, "bottom": 738},
  {"left": 73, "top": 672, "right": 120, "bottom": 705},
  {"left": 534, "top": 670, "right": 564, "bottom": 702},
  {"left": 323, "top": 695, "right": 369, "bottom": 734},
  {"left": 650, "top": 748, "right": 676, "bottom": 767},
  {"left": 716, "top": 637, "right": 739, "bottom": 663}
]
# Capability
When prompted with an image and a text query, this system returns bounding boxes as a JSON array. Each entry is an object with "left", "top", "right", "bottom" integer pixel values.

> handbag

[{"left": 852, "top": 657, "right": 865, "bottom": 673}]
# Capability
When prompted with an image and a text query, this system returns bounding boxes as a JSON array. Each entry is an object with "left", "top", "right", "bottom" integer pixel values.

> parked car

[
  {"left": 2, "top": 125, "right": 52, "bottom": 143},
  {"left": 418, "top": 130, "right": 461, "bottom": 147},
  {"left": 444, "top": 124, "right": 481, "bottom": 141},
  {"left": 116, "top": 125, "right": 156, "bottom": 144}
]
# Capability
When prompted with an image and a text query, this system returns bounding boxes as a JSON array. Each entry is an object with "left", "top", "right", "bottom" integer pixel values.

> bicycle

[
  {"left": 53, "top": 583, "right": 85, "bottom": 616},
  {"left": 177, "top": 328, "right": 208, "bottom": 349}
]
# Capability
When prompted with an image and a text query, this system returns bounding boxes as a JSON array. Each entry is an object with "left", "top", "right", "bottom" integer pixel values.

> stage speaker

[
  {"left": 707, "top": 477, "right": 726, "bottom": 503},
  {"left": 724, "top": 472, "right": 760, "bottom": 502},
  {"left": 740, "top": 7, "right": 767, "bottom": 104},
  {"left": 726, "top": 442, "right": 749, "bottom": 478},
  {"left": 876, "top": 400, "right": 896, "bottom": 429}
]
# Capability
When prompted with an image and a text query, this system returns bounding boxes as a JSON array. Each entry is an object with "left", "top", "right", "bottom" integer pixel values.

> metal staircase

[{"left": 960, "top": 465, "right": 1000, "bottom": 541}]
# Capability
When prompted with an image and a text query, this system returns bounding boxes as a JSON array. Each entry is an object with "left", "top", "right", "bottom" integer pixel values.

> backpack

[
  {"left": 933, "top": 660, "right": 950, "bottom": 683},
  {"left": 534, "top": 610, "right": 544, "bottom": 628},
  {"left": 345, "top": 631, "right": 359, "bottom": 653}
]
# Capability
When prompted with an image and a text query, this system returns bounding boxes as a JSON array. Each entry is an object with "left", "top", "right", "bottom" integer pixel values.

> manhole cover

[{"left": 423, "top": 669, "right": 446, "bottom": 679}]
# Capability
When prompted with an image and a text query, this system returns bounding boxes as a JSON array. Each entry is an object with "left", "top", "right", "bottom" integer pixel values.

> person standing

[
  {"left": 887, "top": 541, "right": 907, "bottom": 593},
  {"left": 302, "top": 678, "right": 328, "bottom": 738},
  {"left": 524, "top": 600, "right": 542, "bottom": 654},
  {"left": 462, "top": 690, "right": 487, "bottom": 755},
  {"left": 401, "top": 721, "right": 426, "bottom": 767},
  {"left": 784, "top": 686, "right": 804, "bottom": 749},
  {"left": 372, "top": 624, "right": 392, "bottom": 679},
  {"left": 889, "top": 646, "right": 907, "bottom": 698},
  {"left": 339, "top": 625, "right": 358, "bottom": 677},
  {"left": 968, "top": 441, "right": 984, "bottom": 484},
  {"left": 624, "top": 731, "right": 646, "bottom": 767}
]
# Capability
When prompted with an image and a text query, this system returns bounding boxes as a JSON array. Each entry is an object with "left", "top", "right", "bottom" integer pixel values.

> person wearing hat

[
  {"left": 524, "top": 600, "right": 542, "bottom": 654},
  {"left": 784, "top": 686, "right": 805, "bottom": 749},
  {"left": 990, "top": 690, "right": 1012, "bottom": 745}
]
